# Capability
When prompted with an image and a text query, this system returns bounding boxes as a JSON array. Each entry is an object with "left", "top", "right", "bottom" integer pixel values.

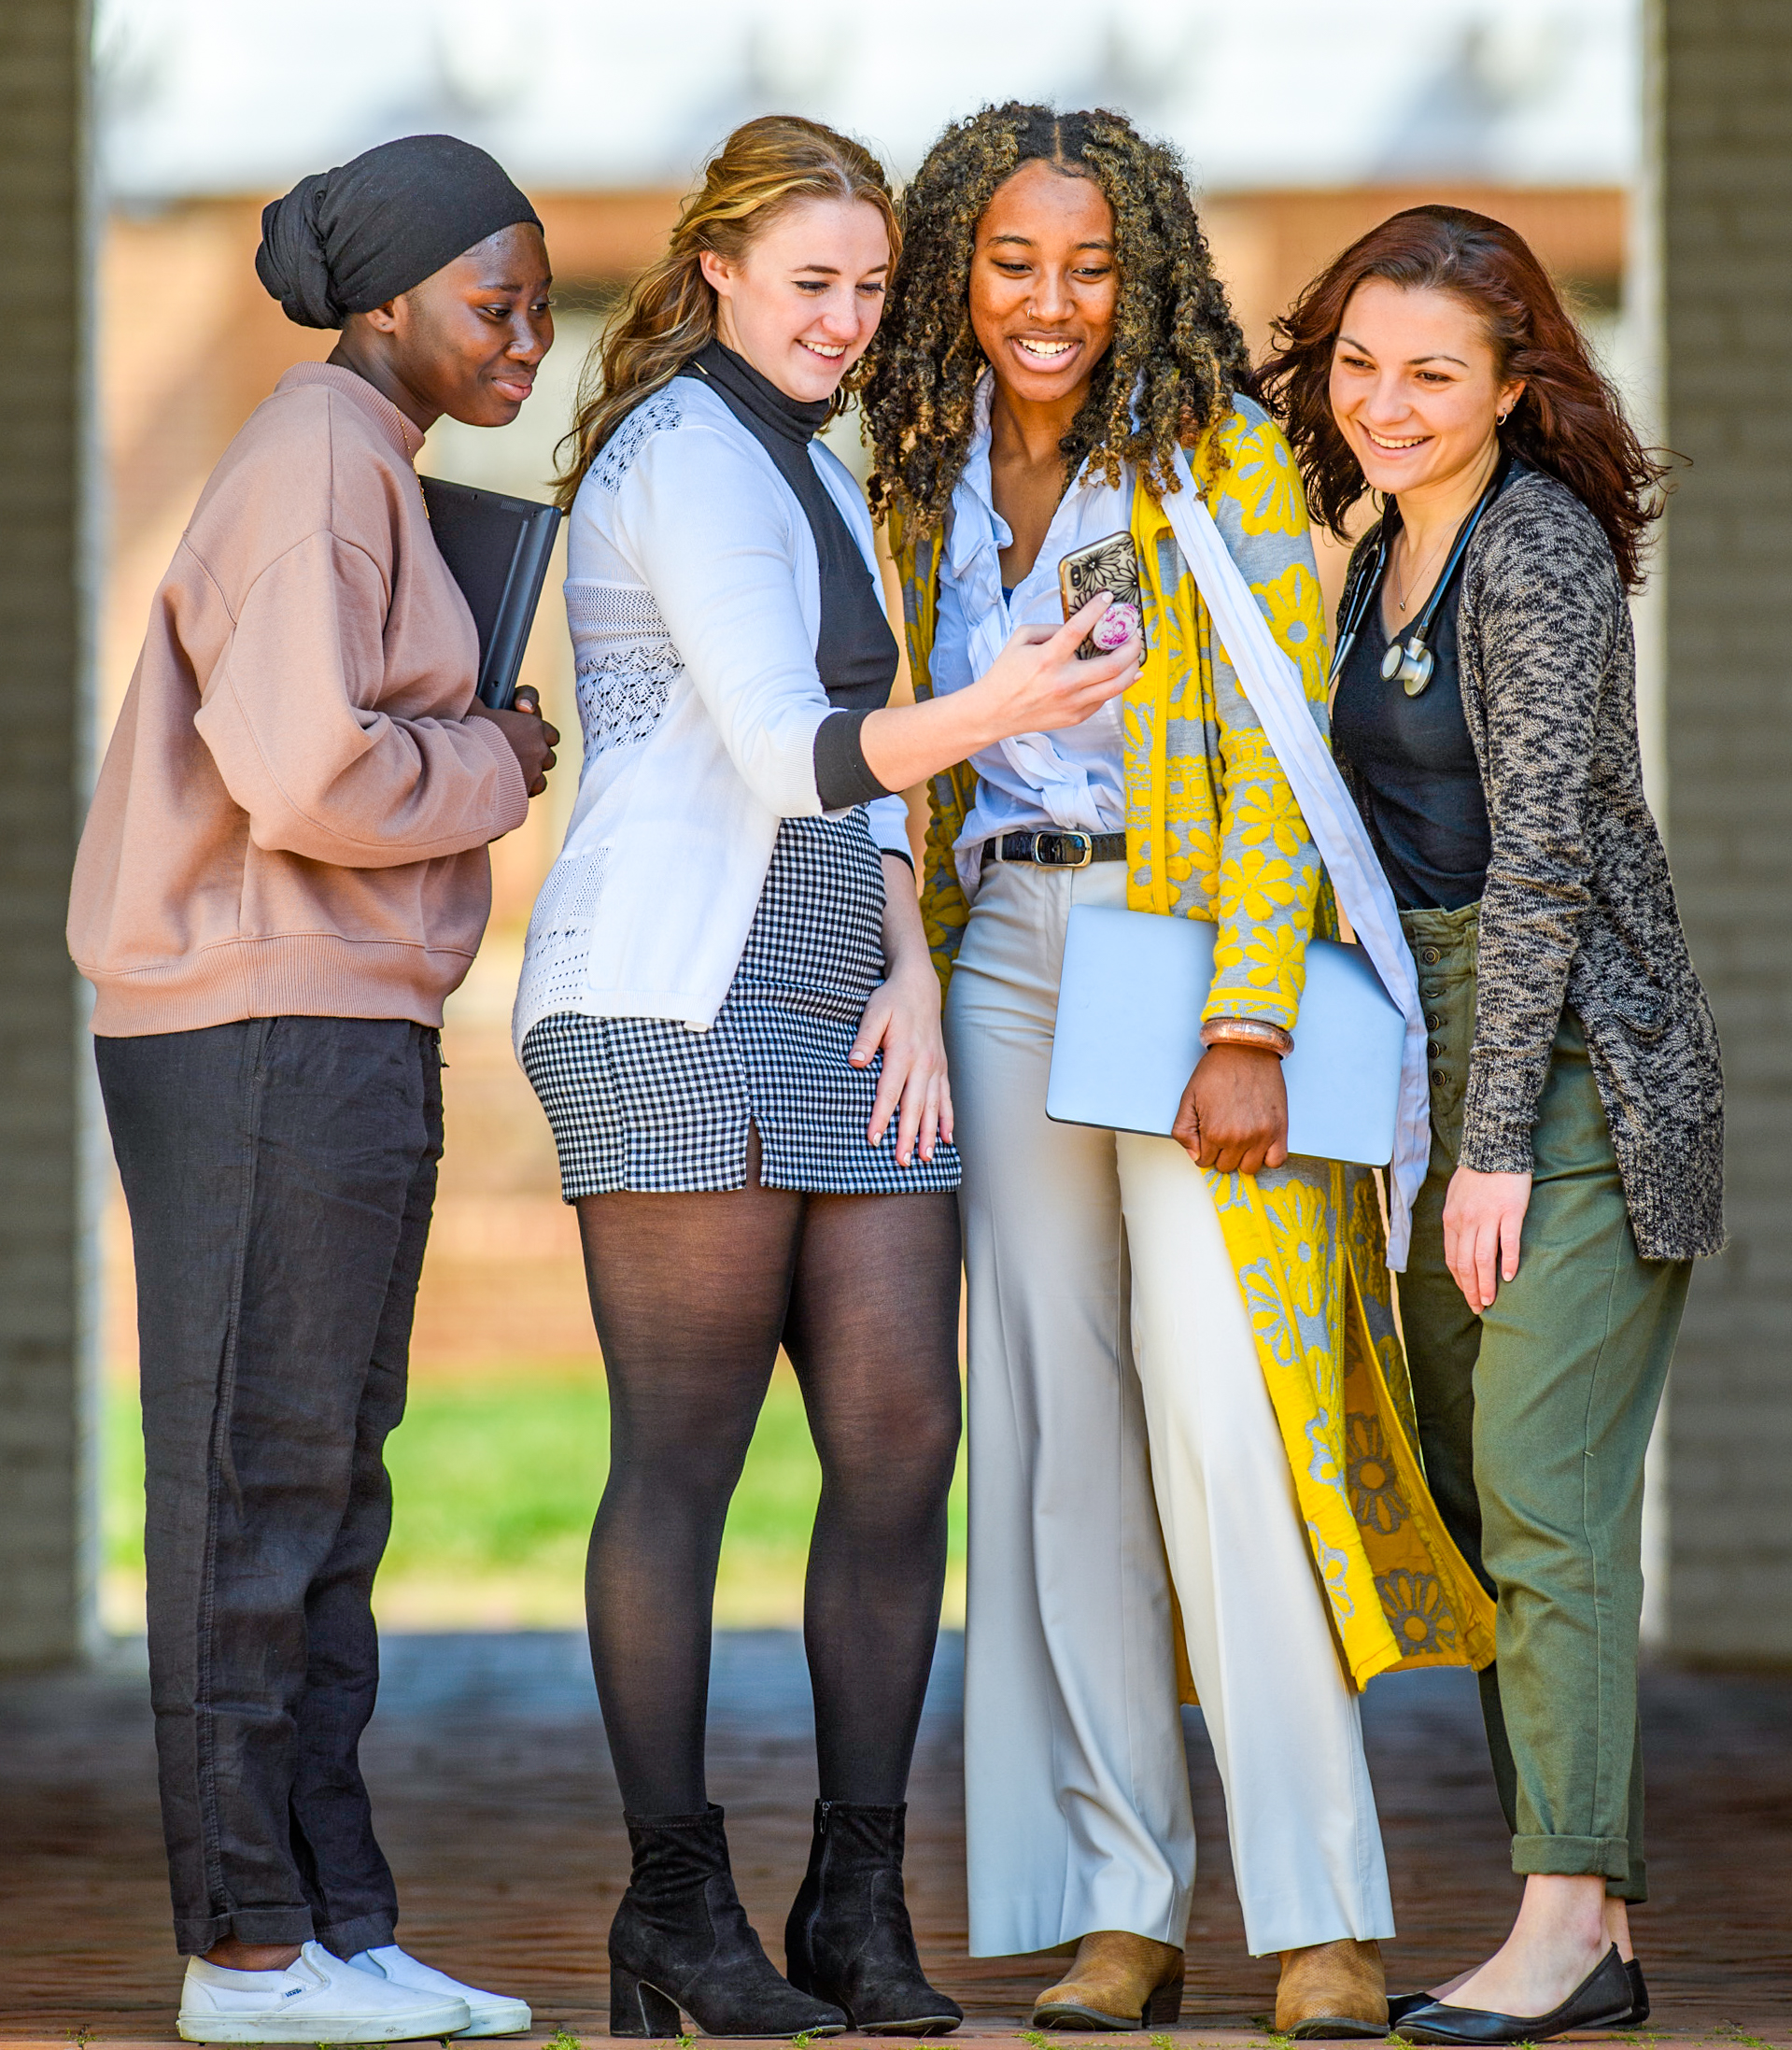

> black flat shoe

[
  {"left": 1393, "top": 1945, "right": 1633, "bottom": 2044},
  {"left": 1390, "top": 1955, "right": 1645, "bottom": 2034}
]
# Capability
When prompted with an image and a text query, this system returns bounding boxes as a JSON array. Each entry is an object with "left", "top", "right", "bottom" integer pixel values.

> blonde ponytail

[{"left": 554, "top": 116, "right": 898, "bottom": 508}]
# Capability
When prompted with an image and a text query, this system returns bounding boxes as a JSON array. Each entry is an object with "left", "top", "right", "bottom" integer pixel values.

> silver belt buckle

[{"left": 1041, "top": 830, "right": 1094, "bottom": 869}]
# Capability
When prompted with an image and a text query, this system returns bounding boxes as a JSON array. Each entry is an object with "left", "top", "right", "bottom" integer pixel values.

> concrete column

[
  {"left": 1661, "top": 0, "right": 1792, "bottom": 1660},
  {"left": 0, "top": 0, "right": 93, "bottom": 1667}
]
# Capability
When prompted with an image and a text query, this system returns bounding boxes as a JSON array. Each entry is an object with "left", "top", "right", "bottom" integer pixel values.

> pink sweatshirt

[{"left": 70, "top": 364, "right": 529, "bottom": 1035}]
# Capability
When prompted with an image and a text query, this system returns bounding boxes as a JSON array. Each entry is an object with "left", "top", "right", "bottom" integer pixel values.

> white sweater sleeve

[
  {"left": 619, "top": 423, "right": 831, "bottom": 817},
  {"left": 866, "top": 792, "right": 914, "bottom": 860}
]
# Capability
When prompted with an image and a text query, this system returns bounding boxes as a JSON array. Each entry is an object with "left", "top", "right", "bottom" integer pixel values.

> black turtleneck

[{"left": 678, "top": 341, "right": 900, "bottom": 816}]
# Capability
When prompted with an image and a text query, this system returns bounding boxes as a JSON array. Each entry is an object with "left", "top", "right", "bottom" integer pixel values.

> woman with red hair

[{"left": 1262, "top": 206, "right": 1723, "bottom": 2044}]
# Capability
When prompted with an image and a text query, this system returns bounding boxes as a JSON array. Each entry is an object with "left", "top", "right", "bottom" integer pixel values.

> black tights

[{"left": 575, "top": 1138, "right": 962, "bottom": 1817}]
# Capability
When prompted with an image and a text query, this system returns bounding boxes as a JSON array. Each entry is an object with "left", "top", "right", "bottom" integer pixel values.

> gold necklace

[
  {"left": 1394, "top": 445, "right": 1501, "bottom": 611},
  {"left": 1392, "top": 525, "right": 1450, "bottom": 614}
]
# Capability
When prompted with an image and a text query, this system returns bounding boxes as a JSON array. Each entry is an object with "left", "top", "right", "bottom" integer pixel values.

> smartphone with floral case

[{"left": 1058, "top": 530, "right": 1142, "bottom": 658}]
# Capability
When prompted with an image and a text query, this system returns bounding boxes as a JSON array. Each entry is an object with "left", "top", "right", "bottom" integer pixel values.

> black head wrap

[{"left": 256, "top": 134, "right": 543, "bottom": 329}]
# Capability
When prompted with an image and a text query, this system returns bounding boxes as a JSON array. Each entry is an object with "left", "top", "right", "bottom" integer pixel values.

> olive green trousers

[{"left": 1397, "top": 902, "right": 1690, "bottom": 1903}]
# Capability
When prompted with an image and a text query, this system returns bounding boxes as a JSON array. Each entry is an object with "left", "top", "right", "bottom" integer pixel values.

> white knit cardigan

[{"left": 513, "top": 377, "right": 912, "bottom": 1053}]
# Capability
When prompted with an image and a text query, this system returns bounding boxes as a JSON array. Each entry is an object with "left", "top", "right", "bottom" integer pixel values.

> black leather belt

[{"left": 984, "top": 829, "right": 1127, "bottom": 869}]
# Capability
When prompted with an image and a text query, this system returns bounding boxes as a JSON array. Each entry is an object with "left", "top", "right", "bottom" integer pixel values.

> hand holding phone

[
  {"left": 1059, "top": 530, "right": 1142, "bottom": 658},
  {"left": 854, "top": 565, "right": 1142, "bottom": 792}
]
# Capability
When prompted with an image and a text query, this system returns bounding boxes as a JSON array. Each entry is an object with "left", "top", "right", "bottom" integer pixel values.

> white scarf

[{"left": 1155, "top": 449, "right": 1428, "bottom": 1267}]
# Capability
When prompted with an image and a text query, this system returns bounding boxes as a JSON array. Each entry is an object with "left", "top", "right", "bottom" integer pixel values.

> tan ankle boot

[
  {"left": 1033, "top": 1930, "right": 1185, "bottom": 2030},
  {"left": 1275, "top": 1938, "right": 1389, "bottom": 2040}
]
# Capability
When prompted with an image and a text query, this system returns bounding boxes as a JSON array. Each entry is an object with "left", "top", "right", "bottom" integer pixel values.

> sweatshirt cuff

[
  {"left": 814, "top": 710, "right": 894, "bottom": 812},
  {"left": 465, "top": 713, "right": 533, "bottom": 833}
]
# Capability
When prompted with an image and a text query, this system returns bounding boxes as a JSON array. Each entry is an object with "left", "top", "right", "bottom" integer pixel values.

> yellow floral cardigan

[{"left": 891, "top": 398, "right": 1495, "bottom": 1689}]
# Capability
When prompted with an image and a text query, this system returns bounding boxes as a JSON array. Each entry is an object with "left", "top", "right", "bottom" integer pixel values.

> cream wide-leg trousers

[{"left": 945, "top": 857, "right": 1394, "bottom": 1960}]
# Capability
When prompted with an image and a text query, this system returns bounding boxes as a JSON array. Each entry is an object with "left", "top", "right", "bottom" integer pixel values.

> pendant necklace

[
  {"left": 1376, "top": 458, "right": 1509, "bottom": 697},
  {"left": 1391, "top": 526, "right": 1449, "bottom": 614}
]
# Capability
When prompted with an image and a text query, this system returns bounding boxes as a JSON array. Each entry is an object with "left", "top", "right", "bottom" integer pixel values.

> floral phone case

[{"left": 1058, "top": 530, "right": 1142, "bottom": 658}]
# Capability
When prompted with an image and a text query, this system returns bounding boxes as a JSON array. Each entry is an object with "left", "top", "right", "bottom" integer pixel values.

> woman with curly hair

[
  {"left": 864, "top": 106, "right": 1493, "bottom": 2039},
  {"left": 518, "top": 114, "right": 1138, "bottom": 2041},
  {"left": 1259, "top": 207, "right": 1722, "bottom": 2045}
]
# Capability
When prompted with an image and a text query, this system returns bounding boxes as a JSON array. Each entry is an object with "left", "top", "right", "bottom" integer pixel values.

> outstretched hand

[
  {"left": 969, "top": 594, "right": 1142, "bottom": 739},
  {"left": 856, "top": 594, "right": 1143, "bottom": 799}
]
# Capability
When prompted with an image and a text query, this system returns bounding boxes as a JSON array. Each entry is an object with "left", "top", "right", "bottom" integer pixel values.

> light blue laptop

[{"left": 1045, "top": 905, "right": 1404, "bottom": 1166}]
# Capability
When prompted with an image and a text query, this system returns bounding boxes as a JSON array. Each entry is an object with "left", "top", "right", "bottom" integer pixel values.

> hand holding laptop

[
  {"left": 1173, "top": 1043, "right": 1290, "bottom": 1175},
  {"left": 1046, "top": 907, "right": 1405, "bottom": 1168}
]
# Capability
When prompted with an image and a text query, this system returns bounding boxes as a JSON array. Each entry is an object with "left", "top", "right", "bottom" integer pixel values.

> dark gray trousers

[{"left": 96, "top": 1017, "right": 443, "bottom": 1958}]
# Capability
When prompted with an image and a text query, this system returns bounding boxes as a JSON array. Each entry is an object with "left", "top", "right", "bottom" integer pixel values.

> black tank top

[{"left": 1331, "top": 462, "right": 1513, "bottom": 914}]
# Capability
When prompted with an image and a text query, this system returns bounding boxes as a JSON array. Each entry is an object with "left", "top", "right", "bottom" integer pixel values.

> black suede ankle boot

[
  {"left": 609, "top": 1804, "right": 849, "bottom": 2039},
  {"left": 784, "top": 1800, "right": 963, "bottom": 2035}
]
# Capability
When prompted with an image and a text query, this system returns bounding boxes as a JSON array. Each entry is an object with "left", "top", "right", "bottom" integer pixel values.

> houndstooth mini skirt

[{"left": 521, "top": 811, "right": 961, "bottom": 1200}]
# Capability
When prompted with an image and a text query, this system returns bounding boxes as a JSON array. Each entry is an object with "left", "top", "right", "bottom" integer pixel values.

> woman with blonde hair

[{"left": 522, "top": 115, "right": 1140, "bottom": 2040}]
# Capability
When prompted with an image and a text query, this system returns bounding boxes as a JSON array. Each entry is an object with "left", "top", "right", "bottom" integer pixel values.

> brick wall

[
  {"left": 0, "top": 0, "right": 91, "bottom": 1667},
  {"left": 1662, "top": 0, "right": 1792, "bottom": 1659}
]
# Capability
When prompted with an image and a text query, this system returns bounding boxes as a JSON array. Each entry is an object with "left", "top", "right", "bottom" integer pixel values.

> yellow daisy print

[
  {"left": 1376, "top": 1570, "right": 1460, "bottom": 1659},
  {"left": 1307, "top": 1522, "right": 1355, "bottom": 1622},
  {"left": 1224, "top": 419, "right": 1307, "bottom": 537},
  {"left": 1347, "top": 1414, "right": 1409, "bottom": 1535},
  {"left": 1230, "top": 776, "right": 1310, "bottom": 858},
  {"left": 1251, "top": 561, "right": 1328, "bottom": 691},
  {"left": 1218, "top": 846, "right": 1301, "bottom": 920},
  {"left": 1209, "top": 933, "right": 1293, "bottom": 1024},
  {"left": 1271, "top": 1181, "right": 1329, "bottom": 1315}
]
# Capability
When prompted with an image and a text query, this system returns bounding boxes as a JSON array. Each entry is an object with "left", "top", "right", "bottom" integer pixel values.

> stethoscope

[{"left": 1330, "top": 459, "right": 1506, "bottom": 698}]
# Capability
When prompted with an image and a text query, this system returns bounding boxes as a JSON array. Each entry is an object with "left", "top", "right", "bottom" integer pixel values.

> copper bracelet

[{"left": 1199, "top": 1016, "right": 1294, "bottom": 1058}]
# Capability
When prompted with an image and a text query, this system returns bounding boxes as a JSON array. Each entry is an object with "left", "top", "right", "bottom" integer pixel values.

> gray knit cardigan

[{"left": 1337, "top": 462, "right": 1724, "bottom": 1262}]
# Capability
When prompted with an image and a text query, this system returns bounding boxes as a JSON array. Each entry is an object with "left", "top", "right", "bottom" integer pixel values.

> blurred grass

[{"left": 103, "top": 1364, "right": 967, "bottom": 1632}]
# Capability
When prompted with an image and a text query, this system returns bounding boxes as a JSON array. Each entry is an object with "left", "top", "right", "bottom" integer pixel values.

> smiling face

[
  {"left": 698, "top": 196, "right": 891, "bottom": 403},
  {"left": 968, "top": 158, "right": 1118, "bottom": 407},
  {"left": 1328, "top": 277, "right": 1524, "bottom": 501},
  {"left": 371, "top": 222, "right": 555, "bottom": 428}
]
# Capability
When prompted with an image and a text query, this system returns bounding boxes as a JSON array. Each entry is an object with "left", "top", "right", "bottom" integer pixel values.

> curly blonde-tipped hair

[
  {"left": 863, "top": 104, "right": 1251, "bottom": 530},
  {"left": 554, "top": 115, "right": 899, "bottom": 508}
]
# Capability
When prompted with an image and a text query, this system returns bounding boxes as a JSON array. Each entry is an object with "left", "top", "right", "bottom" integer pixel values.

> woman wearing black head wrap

[
  {"left": 71, "top": 135, "right": 558, "bottom": 2044},
  {"left": 258, "top": 130, "right": 556, "bottom": 435}
]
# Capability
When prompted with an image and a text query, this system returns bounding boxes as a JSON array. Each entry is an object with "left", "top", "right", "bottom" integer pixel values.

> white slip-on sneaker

[
  {"left": 348, "top": 1946, "right": 532, "bottom": 2038},
  {"left": 177, "top": 1939, "right": 473, "bottom": 2043}
]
